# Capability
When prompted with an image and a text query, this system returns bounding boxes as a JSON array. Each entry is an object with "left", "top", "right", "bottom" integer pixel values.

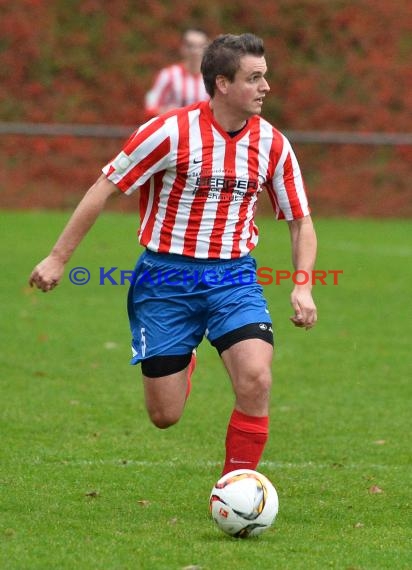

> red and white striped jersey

[
  {"left": 144, "top": 63, "right": 209, "bottom": 118},
  {"left": 102, "top": 101, "right": 310, "bottom": 259}
]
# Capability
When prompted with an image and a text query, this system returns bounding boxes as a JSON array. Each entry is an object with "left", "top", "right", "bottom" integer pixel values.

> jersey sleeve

[
  {"left": 144, "top": 67, "right": 173, "bottom": 118},
  {"left": 102, "top": 118, "right": 171, "bottom": 195},
  {"left": 266, "top": 133, "right": 310, "bottom": 220}
]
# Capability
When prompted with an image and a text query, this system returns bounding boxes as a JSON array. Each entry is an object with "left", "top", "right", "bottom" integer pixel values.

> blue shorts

[{"left": 127, "top": 250, "right": 272, "bottom": 364}]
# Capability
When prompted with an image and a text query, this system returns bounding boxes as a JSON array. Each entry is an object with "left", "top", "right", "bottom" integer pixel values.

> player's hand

[
  {"left": 29, "top": 255, "right": 65, "bottom": 292},
  {"left": 290, "top": 287, "right": 317, "bottom": 330}
]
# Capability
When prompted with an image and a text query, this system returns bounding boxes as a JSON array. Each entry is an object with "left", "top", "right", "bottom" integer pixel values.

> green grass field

[{"left": 1, "top": 211, "right": 411, "bottom": 570}]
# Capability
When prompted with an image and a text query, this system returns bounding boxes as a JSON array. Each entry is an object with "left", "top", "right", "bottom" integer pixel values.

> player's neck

[
  {"left": 209, "top": 101, "right": 248, "bottom": 133},
  {"left": 183, "top": 61, "right": 201, "bottom": 75}
]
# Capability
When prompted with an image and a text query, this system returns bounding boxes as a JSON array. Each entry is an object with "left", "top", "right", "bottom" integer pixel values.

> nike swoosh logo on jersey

[{"left": 193, "top": 158, "right": 202, "bottom": 164}]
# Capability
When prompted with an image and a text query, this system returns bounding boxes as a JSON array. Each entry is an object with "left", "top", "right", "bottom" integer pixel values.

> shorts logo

[{"left": 259, "top": 323, "right": 268, "bottom": 330}]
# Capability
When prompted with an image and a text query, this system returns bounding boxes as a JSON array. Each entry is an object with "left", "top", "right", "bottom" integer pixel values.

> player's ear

[{"left": 215, "top": 75, "right": 229, "bottom": 95}]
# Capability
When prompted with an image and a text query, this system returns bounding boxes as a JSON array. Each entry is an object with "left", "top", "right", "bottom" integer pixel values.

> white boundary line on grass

[{"left": 27, "top": 458, "right": 396, "bottom": 470}]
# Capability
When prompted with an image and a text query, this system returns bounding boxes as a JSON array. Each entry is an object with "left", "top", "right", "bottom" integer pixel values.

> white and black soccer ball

[{"left": 209, "top": 469, "right": 279, "bottom": 538}]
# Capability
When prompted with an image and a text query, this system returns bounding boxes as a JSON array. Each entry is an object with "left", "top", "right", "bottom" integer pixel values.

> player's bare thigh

[{"left": 221, "top": 338, "right": 273, "bottom": 416}]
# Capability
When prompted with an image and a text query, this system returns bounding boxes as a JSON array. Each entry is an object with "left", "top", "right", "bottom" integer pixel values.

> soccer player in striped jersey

[
  {"left": 144, "top": 28, "right": 209, "bottom": 119},
  {"left": 29, "top": 33, "right": 317, "bottom": 477}
]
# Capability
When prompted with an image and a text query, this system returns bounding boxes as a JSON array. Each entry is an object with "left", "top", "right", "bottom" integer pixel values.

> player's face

[
  {"left": 226, "top": 55, "right": 270, "bottom": 117},
  {"left": 181, "top": 31, "right": 209, "bottom": 68}
]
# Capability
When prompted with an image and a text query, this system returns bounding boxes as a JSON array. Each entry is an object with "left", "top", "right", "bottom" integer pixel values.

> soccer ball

[{"left": 209, "top": 469, "right": 279, "bottom": 538}]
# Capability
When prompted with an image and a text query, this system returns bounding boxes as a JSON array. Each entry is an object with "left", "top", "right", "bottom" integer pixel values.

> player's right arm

[{"left": 29, "top": 175, "right": 119, "bottom": 292}]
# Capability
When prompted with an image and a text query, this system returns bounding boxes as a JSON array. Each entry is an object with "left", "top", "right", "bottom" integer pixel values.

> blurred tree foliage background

[{"left": 0, "top": 0, "right": 411, "bottom": 215}]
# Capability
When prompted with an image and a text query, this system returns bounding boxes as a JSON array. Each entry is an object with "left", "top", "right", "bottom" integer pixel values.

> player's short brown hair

[{"left": 201, "top": 33, "right": 265, "bottom": 97}]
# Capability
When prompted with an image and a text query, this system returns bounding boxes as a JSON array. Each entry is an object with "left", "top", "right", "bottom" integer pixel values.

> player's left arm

[{"left": 287, "top": 215, "right": 318, "bottom": 329}]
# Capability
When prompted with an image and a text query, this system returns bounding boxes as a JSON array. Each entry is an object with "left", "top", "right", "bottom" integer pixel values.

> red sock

[
  {"left": 185, "top": 351, "right": 197, "bottom": 400},
  {"left": 222, "top": 409, "right": 269, "bottom": 476}
]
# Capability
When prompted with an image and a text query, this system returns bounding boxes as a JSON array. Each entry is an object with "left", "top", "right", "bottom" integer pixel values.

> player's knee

[
  {"left": 237, "top": 366, "right": 272, "bottom": 400},
  {"left": 252, "top": 369, "right": 272, "bottom": 396},
  {"left": 147, "top": 408, "right": 181, "bottom": 429}
]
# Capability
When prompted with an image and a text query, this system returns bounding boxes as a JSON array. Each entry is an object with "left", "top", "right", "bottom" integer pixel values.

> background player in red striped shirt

[
  {"left": 29, "top": 33, "right": 317, "bottom": 477},
  {"left": 144, "top": 28, "right": 209, "bottom": 119}
]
